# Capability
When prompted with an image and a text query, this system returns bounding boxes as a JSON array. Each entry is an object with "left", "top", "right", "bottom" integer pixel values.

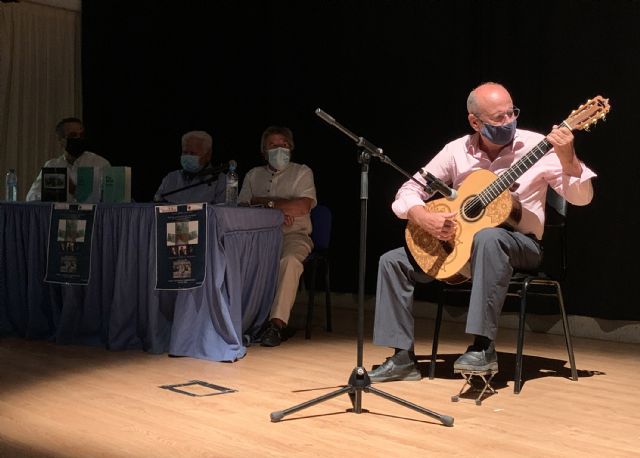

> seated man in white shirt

[
  {"left": 26, "top": 117, "right": 110, "bottom": 201},
  {"left": 238, "top": 126, "right": 317, "bottom": 347},
  {"left": 154, "top": 130, "right": 227, "bottom": 204}
]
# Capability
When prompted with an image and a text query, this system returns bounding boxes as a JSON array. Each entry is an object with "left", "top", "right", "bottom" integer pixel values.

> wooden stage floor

[{"left": 1, "top": 312, "right": 639, "bottom": 457}]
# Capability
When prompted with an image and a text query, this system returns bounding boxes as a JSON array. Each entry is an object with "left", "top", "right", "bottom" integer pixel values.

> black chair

[
  {"left": 428, "top": 187, "right": 578, "bottom": 394},
  {"left": 302, "top": 204, "right": 333, "bottom": 339}
]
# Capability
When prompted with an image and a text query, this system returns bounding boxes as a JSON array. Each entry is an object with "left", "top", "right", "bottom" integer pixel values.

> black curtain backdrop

[{"left": 82, "top": 0, "right": 640, "bottom": 320}]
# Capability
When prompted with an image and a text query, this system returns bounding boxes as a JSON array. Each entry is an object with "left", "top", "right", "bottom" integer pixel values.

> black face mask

[{"left": 65, "top": 137, "right": 88, "bottom": 158}]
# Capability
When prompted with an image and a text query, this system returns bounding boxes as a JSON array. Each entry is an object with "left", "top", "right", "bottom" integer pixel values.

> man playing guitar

[{"left": 368, "top": 82, "right": 599, "bottom": 382}]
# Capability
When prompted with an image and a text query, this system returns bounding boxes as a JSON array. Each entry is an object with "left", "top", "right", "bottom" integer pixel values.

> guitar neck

[{"left": 477, "top": 121, "right": 570, "bottom": 206}]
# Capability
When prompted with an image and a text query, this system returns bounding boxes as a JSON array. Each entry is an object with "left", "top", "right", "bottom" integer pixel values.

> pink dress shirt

[{"left": 392, "top": 129, "right": 597, "bottom": 240}]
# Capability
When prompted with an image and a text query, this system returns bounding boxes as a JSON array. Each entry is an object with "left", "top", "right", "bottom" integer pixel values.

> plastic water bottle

[
  {"left": 225, "top": 161, "right": 238, "bottom": 206},
  {"left": 5, "top": 169, "right": 17, "bottom": 202}
]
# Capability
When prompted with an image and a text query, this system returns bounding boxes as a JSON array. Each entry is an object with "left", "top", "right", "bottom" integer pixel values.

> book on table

[
  {"left": 41, "top": 167, "right": 68, "bottom": 202},
  {"left": 102, "top": 166, "right": 132, "bottom": 203},
  {"left": 75, "top": 166, "right": 105, "bottom": 203}
]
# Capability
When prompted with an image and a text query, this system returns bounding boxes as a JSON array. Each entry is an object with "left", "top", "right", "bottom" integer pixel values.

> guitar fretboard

[
  {"left": 477, "top": 139, "right": 552, "bottom": 206},
  {"left": 465, "top": 121, "right": 569, "bottom": 214}
]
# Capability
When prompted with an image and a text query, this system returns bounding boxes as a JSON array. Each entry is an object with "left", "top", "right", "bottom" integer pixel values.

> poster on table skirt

[
  {"left": 155, "top": 203, "right": 207, "bottom": 290},
  {"left": 45, "top": 203, "right": 96, "bottom": 285}
]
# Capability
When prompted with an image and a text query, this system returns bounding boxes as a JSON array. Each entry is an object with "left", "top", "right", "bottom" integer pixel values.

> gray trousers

[{"left": 372, "top": 227, "right": 542, "bottom": 350}]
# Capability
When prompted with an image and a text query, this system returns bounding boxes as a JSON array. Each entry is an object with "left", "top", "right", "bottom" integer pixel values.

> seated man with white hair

[{"left": 154, "top": 130, "right": 227, "bottom": 204}]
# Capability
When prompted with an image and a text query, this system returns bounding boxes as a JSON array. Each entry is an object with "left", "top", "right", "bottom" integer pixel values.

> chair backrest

[
  {"left": 539, "top": 187, "right": 568, "bottom": 280},
  {"left": 310, "top": 204, "right": 332, "bottom": 251},
  {"left": 545, "top": 186, "right": 568, "bottom": 221}
]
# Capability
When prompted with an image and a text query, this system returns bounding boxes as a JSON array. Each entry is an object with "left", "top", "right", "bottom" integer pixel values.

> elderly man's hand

[{"left": 547, "top": 125, "right": 582, "bottom": 176}]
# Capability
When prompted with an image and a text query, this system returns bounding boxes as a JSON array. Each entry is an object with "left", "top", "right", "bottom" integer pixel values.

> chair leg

[
  {"left": 555, "top": 282, "right": 578, "bottom": 381},
  {"left": 429, "top": 288, "right": 445, "bottom": 379},
  {"left": 514, "top": 278, "right": 529, "bottom": 394},
  {"left": 305, "top": 260, "right": 318, "bottom": 339},
  {"left": 324, "top": 259, "right": 332, "bottom": 332}
]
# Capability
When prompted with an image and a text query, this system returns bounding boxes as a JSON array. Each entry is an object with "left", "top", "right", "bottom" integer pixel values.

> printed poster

[
  {"left": 45, "top": 203, "right": 96, "bottom": 285},
  {"left": 155, "top": 203, "right": 207, "bottom": 290}
]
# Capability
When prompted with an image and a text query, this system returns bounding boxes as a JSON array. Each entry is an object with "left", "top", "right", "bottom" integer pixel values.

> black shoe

[
  {"left": 368, "top": 354, "right": 421, "bottom": 383},
  {"left": 261, "top": 323, "right": 284, "bottom": 347},
  {"left": 453, "top": 342, "right": 498, "bottom": 372}
]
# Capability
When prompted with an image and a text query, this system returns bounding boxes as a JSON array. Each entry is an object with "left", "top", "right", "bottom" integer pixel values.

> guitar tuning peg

[{"left": 584, "top": 125, "right": 591, "bottom": 132}]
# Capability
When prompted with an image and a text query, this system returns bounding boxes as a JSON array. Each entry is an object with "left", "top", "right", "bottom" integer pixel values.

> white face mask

[{"left": 267, "top": 147, "right": 291, "bottom": 171}]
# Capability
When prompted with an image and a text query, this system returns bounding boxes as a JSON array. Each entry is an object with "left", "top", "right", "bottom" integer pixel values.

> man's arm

[
  {"left": 547, "top": 125, "right": 582, "bottom": 177},
  {"left": 546, "top": 125, "right": 596, "bottom": 205},
  {"left": 26, "top": 170, "right": 43, "bottom": 201},
  {"left": 250, "top": 196, "right": 313, "bottom": 216}
]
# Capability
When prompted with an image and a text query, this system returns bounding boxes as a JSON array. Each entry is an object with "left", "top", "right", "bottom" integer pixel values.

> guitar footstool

[{"left": 451, "top": 368, "right": 498, "bottom": 406}]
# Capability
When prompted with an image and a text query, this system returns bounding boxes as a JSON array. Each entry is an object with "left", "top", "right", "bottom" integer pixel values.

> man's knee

[
  {"left": 280, "top": 254, "right": 303, "bottom": 270},
  {"left": 378, "top": 248, "right": 407, "bottom": 275},
  {"left": 379, "top": 249, "right": 397, "bottom": 267},
  {"left": 473, "top": 228, "right": 507, "bottom": 251}
]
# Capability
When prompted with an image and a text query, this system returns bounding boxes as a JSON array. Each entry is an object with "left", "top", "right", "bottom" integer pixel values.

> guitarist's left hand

[{"left": 547, "top": 125, "right": 583, "bottom": 177}]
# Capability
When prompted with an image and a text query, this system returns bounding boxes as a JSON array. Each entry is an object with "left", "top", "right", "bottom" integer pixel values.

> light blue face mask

[
  {"left": 267, "top": 147, "right": 291, "bottom": 171},
  {"left": 181, "top": 154, "right": 203, "bottom": 173},
  {"left": 480, "top": 119, "right": 517, "bottom": 146}
]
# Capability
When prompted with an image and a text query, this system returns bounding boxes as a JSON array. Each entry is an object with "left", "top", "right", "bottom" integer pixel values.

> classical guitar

[{"left": 405, "top": 95, "right": 610, "bottom": 284}]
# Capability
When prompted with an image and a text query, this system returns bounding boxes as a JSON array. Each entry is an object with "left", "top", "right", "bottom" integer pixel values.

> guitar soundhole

[{"left": 461, "top": 196, "right": 484, "bottom": 222}]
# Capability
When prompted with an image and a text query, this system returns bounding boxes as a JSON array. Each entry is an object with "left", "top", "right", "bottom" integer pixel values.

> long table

[{"left": 0, "top": 202, "right": 283, "bottom": 361}]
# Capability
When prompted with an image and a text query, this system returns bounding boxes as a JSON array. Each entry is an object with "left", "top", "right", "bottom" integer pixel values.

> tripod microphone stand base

[
  {"left": 270, "top": 367, "right": 454, "bottom": 427},
  {"left": 271, "top": 114, "right": 455, "bottom": 428}
]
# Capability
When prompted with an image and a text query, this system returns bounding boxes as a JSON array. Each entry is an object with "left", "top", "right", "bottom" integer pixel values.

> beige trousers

[{"left": 270, "top": 231, "right": 312, "bottom": 324}]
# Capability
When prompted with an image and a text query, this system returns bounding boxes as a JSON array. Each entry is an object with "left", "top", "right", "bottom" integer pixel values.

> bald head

[
  {"left": 467, "top": 82, "right": 520, "bottom": 152},
  {"left": 467, "top": 82, "right": 512, "bottom": 116}
]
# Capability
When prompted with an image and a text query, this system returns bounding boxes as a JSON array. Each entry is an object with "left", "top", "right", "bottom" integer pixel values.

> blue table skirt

[{"left": 0, "top": 202, "right": 283, "bottom": 361}]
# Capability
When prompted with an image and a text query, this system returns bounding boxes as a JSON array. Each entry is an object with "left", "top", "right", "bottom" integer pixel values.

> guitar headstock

[{"left": 564, "top": 95, "right": 610, "bottom": 132}]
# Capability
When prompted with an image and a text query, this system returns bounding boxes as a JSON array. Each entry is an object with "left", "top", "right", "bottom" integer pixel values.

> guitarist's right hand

[{"left": 407, "top": 206, "right": 457, "bottom": 241}]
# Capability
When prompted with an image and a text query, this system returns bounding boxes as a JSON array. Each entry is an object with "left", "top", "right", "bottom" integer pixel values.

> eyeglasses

[{"left": 475, "top": 107, "right": 520, "bottom": 125}]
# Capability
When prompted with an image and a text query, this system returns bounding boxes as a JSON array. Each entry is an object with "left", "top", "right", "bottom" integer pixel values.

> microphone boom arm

[
  {"left": 315, "top": 108, "right": 456, "bottom": 199},
  {"left": 158, "top": 162, "right": 229, "bottom": 200}
]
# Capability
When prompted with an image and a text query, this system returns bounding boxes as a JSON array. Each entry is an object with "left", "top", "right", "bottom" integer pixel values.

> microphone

[{"left": 419, "top": 168, "right": 458, "bottom": 200}]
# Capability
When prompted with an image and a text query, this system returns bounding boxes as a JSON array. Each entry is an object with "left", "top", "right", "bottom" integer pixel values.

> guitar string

[
  {"left": 463, "top": 114, "right": 577, "bottom": 215},
  {"left": 459, "top": 103, "right": 605, "bottom": 217},
  {"left": 462, "top": 138, "right": 554, "bottom": 218}
]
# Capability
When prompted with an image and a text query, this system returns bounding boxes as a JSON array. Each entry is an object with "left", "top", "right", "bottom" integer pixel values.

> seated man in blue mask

[{"left": 154, "top": 130, "right": 227, "bottom": 204}]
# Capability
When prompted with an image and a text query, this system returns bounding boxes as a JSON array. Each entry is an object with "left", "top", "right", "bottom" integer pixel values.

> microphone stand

[{"left": 269, "top": 109, "right": 454, "bottom": 427}]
